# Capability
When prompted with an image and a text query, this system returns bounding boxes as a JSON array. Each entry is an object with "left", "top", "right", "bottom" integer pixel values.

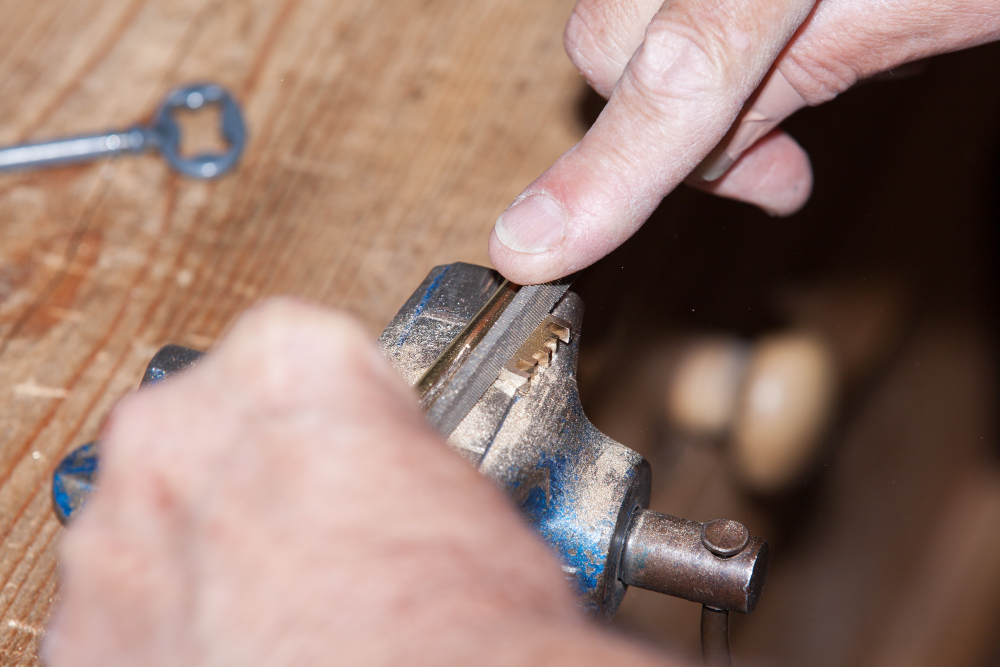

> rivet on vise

[{"left": 701, "top": 518, "right": 750, "bottom": 558}]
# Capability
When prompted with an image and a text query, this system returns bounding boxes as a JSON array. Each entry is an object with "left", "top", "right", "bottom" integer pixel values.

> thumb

[{"left": 489, "top": 0, "right": 815, "bottom": 284}]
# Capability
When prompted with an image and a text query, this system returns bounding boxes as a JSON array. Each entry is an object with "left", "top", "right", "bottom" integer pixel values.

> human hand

[
  {"left": 43, "top": 299, "right": 669, "bottom": 667},
  {"left": 488, "top": 0, "right": 1000, "bottom": 283}
]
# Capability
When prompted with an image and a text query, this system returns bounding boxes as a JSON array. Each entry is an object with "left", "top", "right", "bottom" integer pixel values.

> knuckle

[
  {"left": 231, "top": 298, "right": 366, "bottom": 360},
  {"left": 564, "top": 1, "right": 630, "bottom": 96},
  {"left": 632, "top": 9, "right": 738, "bottom": 101},
  {"left": 224, "top": 298, "right": 378, "bottom": 405},
  {"left": 234, "top": 296, "right": 324, "bottom": 339},
  {"left": 102, "top": 390, "right": 197, "bottom": 489},
  {"left": 781, "top": 49, "right": 858, "bottom": 104}
]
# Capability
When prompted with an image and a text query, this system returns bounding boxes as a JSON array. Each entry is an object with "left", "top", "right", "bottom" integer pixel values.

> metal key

[{"left": 0, "top": 82, "right": 246, "bottom": 179}]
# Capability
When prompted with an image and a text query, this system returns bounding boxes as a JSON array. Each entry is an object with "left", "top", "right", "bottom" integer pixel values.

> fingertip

[
  {"left": 488, "top": 228, "right": 563, "bottom": 285},
  {"left": 489, "top": 186, "right": 593, "bottom": 284},
  {"left": 493, "top": 194, "right": 567, "bottom": 255}
]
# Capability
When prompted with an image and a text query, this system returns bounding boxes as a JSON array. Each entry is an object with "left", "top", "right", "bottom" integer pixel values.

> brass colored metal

[
  {"left": 416, "top": 279, "right": 517, "bottom": 407},
  {"left": 413, "top": 269, "right": 572, "bottom": 438},
  {"left": 499, "top": 314, "right": 572, "bottom": 393}
]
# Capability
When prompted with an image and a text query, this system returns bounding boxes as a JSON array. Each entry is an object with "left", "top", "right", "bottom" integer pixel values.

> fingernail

[
  {"left": 693, "top": 150, "right": 735, "bottom": 182},
  {"left": 693, "top": 70, "right": 808, "bottom": 184},
  {"left": 494, "top": 194, "right": 566, "bottom": 253}
]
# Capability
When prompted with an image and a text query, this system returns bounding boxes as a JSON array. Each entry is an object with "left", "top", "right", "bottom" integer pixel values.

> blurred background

[
  {"left": 575, "top": 44, "right": 1000, "bottom": 667},
  {"left": 0, "top": 1, "right": 998, "bottom": 665}
]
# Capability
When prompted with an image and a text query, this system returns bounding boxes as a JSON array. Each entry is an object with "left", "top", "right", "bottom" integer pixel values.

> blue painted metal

[
  {"left": 51, "top": 263, "right": 651, "bottom": 620},
  {"left": 379, "top": 263, "right": 651, "bottom": 618},
  {"left": 52, "top": 345, "right": 205, "bottom": 524},
  {"left": 52, "top": 442, "right": 99, "bottom": 525}
]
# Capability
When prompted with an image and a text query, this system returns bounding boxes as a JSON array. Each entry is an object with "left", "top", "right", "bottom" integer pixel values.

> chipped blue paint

[
  {"left": 52, "top": 442, "right": 99, "bottom": 524},
  {"left": 142, "top": 367, "right": 169, "bottom": 385},
  {"left": 394, "top": 265, "right": 450, "bottom": 348},
  {"left": 509, "top": 446, "right": 637, "bottom": 598}
]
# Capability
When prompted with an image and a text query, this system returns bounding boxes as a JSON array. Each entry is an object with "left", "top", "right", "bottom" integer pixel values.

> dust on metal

[
  {"left": 416, "top": 275, "right": 571, "bottom": 438},
  {"left": 701, "top": 518, "right": 751, "bottom": 558},
  {"left": 619, "top": 509, "right": 768, "bottom": 613}
]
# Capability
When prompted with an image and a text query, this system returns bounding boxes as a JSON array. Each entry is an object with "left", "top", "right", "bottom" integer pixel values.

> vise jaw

[{"left": 379, "top": 262, "right": 648, "bottom": 617}]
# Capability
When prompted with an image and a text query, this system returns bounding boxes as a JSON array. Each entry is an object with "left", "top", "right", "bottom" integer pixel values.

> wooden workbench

[
  {"left": 0, "top": 1, "right": 584, "bottom": 662},
  {"left": 4, "top": 3, "right": 1000, "bottom": 667}
]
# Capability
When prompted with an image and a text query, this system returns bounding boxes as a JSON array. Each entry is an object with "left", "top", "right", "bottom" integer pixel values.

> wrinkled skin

[
  {"left": 44, "top": 299, "right": 670, "bottom": 667},
  {"left": 489, "top": 0, "right": 1000, "bottom": 283}
]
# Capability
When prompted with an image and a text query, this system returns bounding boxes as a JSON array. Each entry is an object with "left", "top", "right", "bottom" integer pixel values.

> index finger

[{"left": 489, "top": 0, "right": 816, "bottom": 284}]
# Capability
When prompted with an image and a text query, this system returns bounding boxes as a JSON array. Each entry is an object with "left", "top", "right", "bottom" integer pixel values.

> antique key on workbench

[
  {"left": 53, "top": 263, "right": 768, "bottom": 666},
  {"left": 0, "top": 83, "right": 246, "bottom": 179}
]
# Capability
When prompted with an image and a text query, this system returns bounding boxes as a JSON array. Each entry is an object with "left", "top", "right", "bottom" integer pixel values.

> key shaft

[
  {"left": 0, "top": 83, "right": 246, "bottom": 179},
  {"left": 0, "top": 128, "right": 149, "bottom": 172}
]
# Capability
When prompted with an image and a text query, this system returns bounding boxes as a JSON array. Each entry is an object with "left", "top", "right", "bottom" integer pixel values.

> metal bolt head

[{"left": 701, "top": 518, "right": 750, "bottom": 558}]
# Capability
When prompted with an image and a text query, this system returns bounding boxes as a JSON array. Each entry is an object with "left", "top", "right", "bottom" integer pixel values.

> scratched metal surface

[
  {"left": 477, "top": 292, "right": 650, "bottom": 618},
  {"left": 0, "top": 0, "right": 585, "bottom": 662},
  {"left": 378, "top": 263, "right": 650, "bottom": 618},
  {"left": 422, "top": 278, "right": 572, "bottom": 438},
  {"left": 378, "top": 263, "right": 504, "bottom": 387}
]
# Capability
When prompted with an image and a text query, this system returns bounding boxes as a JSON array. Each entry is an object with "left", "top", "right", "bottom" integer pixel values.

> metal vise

[
  {"left": 53, "top": 262, "right": 768, "bottom": 662},
  {"left": 377, "top": 262, "right": 768, "bottom": 620}
]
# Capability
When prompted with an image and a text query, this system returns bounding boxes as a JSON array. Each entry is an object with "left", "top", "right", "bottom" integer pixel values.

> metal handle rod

[
  {"left": 618, "top": 510, "right": 768, "bottom": 613},
  {"left": 0, "top": 129, "right": 148, "bottom": 172},
  {"left": 701, "top": 606, "right": 731, "bottom": 667}
]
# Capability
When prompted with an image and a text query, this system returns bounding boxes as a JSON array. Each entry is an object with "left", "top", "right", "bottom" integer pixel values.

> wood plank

[{"left": 0, "top": 0, "right": 584, "bottom": 662}]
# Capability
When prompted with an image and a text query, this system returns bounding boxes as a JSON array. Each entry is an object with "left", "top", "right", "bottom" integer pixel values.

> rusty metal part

[
  {"left": 619, "top": 509, "right": 768, "bottom": 613},
  {"left": 701, "top": 606, "right": 732, "bottom": 666},
  {"left": 701, "top": 518, "right": 750, "bottom": 557},
  {"left": 413, "top": 272, "right": 572, "bottom": 437},
  {"left": 378, "top": 263, "right": 649, "bottom": 616}
]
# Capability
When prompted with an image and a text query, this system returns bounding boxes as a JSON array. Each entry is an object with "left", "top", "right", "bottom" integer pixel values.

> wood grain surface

[
  {"left": 3, "top": 2, "right": 1000, "bottom": 667},
  {"left": 0, "top": 1, "right": 585, "bottom": 662}
]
